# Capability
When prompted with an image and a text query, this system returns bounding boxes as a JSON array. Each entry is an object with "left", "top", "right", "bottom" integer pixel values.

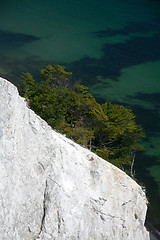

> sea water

[{"left": 0, "top": 0, "right": 160, "bottom": 229}]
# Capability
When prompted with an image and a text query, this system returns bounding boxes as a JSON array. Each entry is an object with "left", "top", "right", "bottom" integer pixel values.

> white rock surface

[{"left": 0, "top": 77, "right": 149, "bottom": 240}]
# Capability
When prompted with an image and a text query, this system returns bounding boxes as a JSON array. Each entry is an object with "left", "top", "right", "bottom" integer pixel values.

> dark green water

[{"left": 1, "top": 0, "right": 160, "bottom": 229}]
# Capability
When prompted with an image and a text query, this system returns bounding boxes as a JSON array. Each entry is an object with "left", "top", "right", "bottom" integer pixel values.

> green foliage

[
  {"left": 56, "top": 121, "right": 95, "bottom": 146},
  {"left": 19, "top": 64, "right": 144, "bottom": 171},
  {"left": 19, "top": 72, "right": 36, "bottom": 99},
  {"left": 40, "top": 64, "right": 72, "bottom": 87}
]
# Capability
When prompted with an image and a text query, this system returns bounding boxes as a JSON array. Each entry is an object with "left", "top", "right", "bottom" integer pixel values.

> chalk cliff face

[{"left": 0, "top": 77, "right": 149, "bottom": 240}]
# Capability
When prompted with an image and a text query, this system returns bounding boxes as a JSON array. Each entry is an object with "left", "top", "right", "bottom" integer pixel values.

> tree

[
  {"left": 19, "top": 65, "right": 144, "bottom": 173},
  {"left": 40, "top": 64, "right": 72, "bottom": 87},
  {"left": 19, "top": 72, "right": 36, "bottom": 99},
  {"left": 96, "top": 103, "right": 144, "bottom": 169}
]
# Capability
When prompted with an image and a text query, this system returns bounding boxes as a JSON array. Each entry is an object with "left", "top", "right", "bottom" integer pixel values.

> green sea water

[{"left": 0, "top": 0, "right": 160, "bottom": 229}]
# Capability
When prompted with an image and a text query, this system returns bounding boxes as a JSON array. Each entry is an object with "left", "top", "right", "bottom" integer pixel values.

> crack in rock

[
  {"left": 92, "top": 206, "right": 106, "bottom": 216},
  {"left": 34, "top": 179, "right": 48, "bottom": 240},
  {"left": 121, "top": 200, "right": 132, "bottom": 206},
  {"left": 91, "top": 205, "right": 126, "bottom": 224},
  {"left": 91, "top": 197, "right": 108, "bottom": 206},
  {"left": 57, "top": 210, "right": 61, "bottom": 234}
]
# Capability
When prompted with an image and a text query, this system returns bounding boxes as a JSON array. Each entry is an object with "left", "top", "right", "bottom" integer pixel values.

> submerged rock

[{"left": 0, "top": 77, "right": 149, "bottom": 239}]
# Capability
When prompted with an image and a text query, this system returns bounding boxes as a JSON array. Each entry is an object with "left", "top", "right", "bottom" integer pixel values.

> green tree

[
  {"left": 19, "top": 65, "right": 144, "bottom": 173},
  {"left": 40, "top": 64, "right": 72, "bottom": 87},
  {"left": 19, "top": 72, "right": 36, "bottom": 99},
  {"left": 96, "top": 103, "right": 144, "bottom": 170}
]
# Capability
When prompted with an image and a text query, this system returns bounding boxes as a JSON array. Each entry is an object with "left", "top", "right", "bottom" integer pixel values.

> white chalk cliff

[{"left": 0, "top": 77, "right": 149, "bottom": 240}]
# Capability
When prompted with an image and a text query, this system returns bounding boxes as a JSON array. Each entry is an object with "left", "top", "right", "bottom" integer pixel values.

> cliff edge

[{"left": 0, "top": 77, "right": 149, "bottom": 239}]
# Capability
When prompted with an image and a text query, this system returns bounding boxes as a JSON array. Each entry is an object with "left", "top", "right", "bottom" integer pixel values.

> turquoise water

[{"left": 1, "top": 0, "right": 160, "bottom": 229}]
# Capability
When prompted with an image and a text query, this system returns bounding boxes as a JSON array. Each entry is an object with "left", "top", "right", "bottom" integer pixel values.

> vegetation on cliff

[{"left": 19, "top": 64, "right": 144, "bottom": 173}]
